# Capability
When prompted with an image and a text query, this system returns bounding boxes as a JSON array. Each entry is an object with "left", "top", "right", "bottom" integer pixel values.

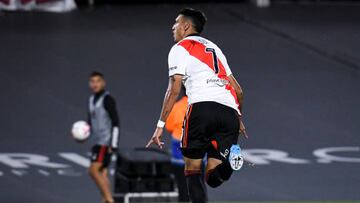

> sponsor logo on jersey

[{"left": 206, "top": 77, "right": 229, "bottom": 87}]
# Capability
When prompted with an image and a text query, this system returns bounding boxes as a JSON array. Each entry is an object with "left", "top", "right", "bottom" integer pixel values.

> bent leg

[{"left": 205, "top": 157, "right": 233, "bottom": 188}]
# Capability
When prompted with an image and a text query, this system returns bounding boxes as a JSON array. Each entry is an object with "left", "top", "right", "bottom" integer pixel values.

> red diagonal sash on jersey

[{"left": 178, "top": 39, "right": 239, "bottom": 108}]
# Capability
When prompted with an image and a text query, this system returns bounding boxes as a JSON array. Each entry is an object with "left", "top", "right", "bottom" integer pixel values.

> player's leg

[
  {"left": 100, "top": 168, "right": 113, "bottom": 203},
  {"left": 181, "top": 103, "right": 210, "bottom": 203},
  {"left": 205, "top": 105, "right": 242, "bottom": 188},
  {"left": 89, "top": 145, "right": 114, "bottom": 203},
  {"left": 205, "top": 153, "right": 233, "bottom": 188},
  {"left": 182, "top": 152, "right": 207, "bottom": 203},
  {"left": 205, "top": 141, "right": 241, "bottom": 188},
  {"left": 171, "top": 137, "right": 190, "bottom": 202},
  {"left": 101, "top": 169, "right": 110, "bottom": 189},
  {"left": 89, "top": 162, "right": 113, "bottom": 202},
  {"left": 100, "top": 148, "right": 114, "bottom": 203}
]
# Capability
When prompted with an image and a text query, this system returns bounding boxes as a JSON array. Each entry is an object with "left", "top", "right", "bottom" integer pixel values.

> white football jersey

[{"left": 168, "top": 35, "right": 240, "bottom": 115}]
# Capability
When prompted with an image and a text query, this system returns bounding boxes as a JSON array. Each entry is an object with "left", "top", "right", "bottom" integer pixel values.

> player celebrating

[
  {"left": 87, "top": 72, "right": 120, "bottom": 203},
  {"left": 146, "top": 8, "right": 247, "bottom": 203}
]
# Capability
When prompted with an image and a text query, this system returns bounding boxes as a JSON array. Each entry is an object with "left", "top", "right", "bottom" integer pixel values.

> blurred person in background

[
  {"left": 87, "top": 71, "right": 120, "bottom": 203},
  {"left": 165, "top": 86, "right": 190, "bottom": 202}
]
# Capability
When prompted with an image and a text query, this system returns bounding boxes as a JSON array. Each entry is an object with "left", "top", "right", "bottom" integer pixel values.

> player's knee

[{"left": 88, "top": 164, "right": 100, "bottom": 177}]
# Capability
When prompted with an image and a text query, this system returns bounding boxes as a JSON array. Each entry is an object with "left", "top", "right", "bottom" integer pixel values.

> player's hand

[
  {"left": 146, "top": 127, "right": 164, "bottom": 149},
  {"left": 239, "top": 120, "right": 248, "bottom": 138}
]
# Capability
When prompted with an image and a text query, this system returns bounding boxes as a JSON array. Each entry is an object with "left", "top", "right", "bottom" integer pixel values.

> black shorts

[
  {"left": 90, "top": 145, "right": 112, "bottom": 168},
  {"left": 181, "top": 102, "right": 240, "bottom": 160}
]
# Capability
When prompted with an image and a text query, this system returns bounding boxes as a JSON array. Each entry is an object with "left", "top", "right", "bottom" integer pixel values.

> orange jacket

[{"left": 165, "top": 96, "right": 188, "bottom": 141}]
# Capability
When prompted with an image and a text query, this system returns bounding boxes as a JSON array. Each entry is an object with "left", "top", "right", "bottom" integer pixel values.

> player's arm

[
  {"left": 146, "top": 45, "right": 186, "bottom": 148},
  {"left": 228, "top": 74, "right": 248, "bottom": 138},
  {"left": 159, "top": 75, "right": 183, "bottom": 122},
  {"left": 104, "top": 95, "right": 120, "bottom": 151},
  {"left": 219, "top": 48, "right": 244, "bottom": 113},
  {"left": 146, "top": 74, "right": 183, "bottom": 148}
]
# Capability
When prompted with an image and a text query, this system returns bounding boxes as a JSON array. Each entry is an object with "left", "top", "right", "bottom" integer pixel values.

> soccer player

[
  {"left": 146, "top": 8, "right": 247, "bottom": 203},
  {"left": 87, "top": 71, "right": 119, "bottom": 203}
]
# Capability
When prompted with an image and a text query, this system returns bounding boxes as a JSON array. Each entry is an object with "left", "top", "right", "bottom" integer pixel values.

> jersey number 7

[{"left": 205, "top": 47, "right": 219, "bottom": 74}]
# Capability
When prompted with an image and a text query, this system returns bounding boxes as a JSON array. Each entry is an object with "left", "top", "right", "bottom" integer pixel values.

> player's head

[
  {"left": 89, "top": 71, "right": 106, "bottom": 93},
  {"left": 172, "top": 8, "right": 207, "bottom": 42}
]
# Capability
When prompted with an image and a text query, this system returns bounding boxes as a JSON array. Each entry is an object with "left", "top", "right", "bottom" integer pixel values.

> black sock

[
  {"left": 217, "top": 161, "right": 233, "bottom": 180},
  {"left": 206, "top": 162, "right": 233, "bottom": 188},
  {"left": 185, "top": 170, "right": 207, "bottom": 203}
]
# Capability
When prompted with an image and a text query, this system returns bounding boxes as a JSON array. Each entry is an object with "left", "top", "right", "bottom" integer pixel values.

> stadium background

[{"left": 0, "top": 1, "right": 360, "bottom": 203}]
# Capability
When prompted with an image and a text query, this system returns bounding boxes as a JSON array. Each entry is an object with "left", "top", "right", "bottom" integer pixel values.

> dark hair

[
  {"left": 89, "top": 71, "right": 104, "bottom": 78},
  {"left": 178, "top": 8, "right": 207, "bottom": 33}
]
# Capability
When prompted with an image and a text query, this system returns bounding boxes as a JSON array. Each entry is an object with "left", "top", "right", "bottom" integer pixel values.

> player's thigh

[
  {"left": 207, "top": 111, "right": 240, "bottom": 161},
  {"left": 205, "top": 133, "right": 237, "bottom": 175},
  {"left": 101, "top": 149, "right": 112, "bottom": 169},
  {"left": 208, "top": 109, "right": 240, "bottom": 161},
  {"left": 209, "top": 132, "right": 239, "bottom": 161},
  {"left": 89, "top": 162, "right": 102, "bottom": 175},
  {"left": 181, "top": 103, "right": 216, "bottom": 153},
  {"left": 218, "top": 105, "right": 240, "bottom": 135},
  {"left": 90, "top": 145, "right": 111, "bottom": 169}
]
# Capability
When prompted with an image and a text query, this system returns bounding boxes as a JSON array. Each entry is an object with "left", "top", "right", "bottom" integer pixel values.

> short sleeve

[
  {"left": 223, "top": 56, "right": 232, "bottom": 76},
  {"left": 218, "top": 50, "right": 232, "bottom": 76},
  {"left": 168, "top": 45, "right": 188, "bottom": 77}
]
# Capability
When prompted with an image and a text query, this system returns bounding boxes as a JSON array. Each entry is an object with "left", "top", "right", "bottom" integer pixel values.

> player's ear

[{"left": 184, "top": 21, "right": 191, "bottom": 32}]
